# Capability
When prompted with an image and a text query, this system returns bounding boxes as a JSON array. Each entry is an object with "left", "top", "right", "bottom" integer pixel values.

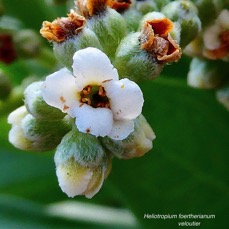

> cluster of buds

[
  {"left": 8, "top": 0, "right": 209, "bottom": 198},
  {"left": 183, "top": 0, "right": 229, "bottom": 110}
]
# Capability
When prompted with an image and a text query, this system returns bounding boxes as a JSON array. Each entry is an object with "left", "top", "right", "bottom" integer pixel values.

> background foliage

[{"left": 0, "top": 0, "right": 228, "bottom": 228}]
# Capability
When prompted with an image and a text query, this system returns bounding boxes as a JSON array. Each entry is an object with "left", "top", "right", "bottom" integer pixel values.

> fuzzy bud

[
  {"left": 40, "top": 10, "right": 102, "bottom": 69},
  {"left": 86, "top": 8, "right": 127, "bottom": 59},
  {"left": 187, "top": 58, "right": 228, "bottom": 89},
  {"left": 162, "top": 0, "right": 201, "bottom": 48},
  {"left": 8, "top": 106, "right": 71, "bottom": 151},
  {"left": 54, "top": 128, "right": 111, "bottom": 198},
  {"left": 13, "top": 29, "right": 41, "bottom": 58},
  {"left": 24, "top": 81, "right": 65, "bottom": 120},
  {"left": 101, "top": 115, "right": 155, "bottom": 159},
  {"left": 192, "top": 0, "right": 221, "bottom": 28},
  {"left": 115, "top": 13, "right": 181, "bottom": 82}
]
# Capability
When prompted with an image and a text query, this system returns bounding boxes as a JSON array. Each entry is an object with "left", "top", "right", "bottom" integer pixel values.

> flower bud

[
  {"left": 162, "top": 0, "right": 201, "bottom": 48},
  {"left": 216, "top": 83, "right": 229, "bottom": 111},
  {"left": 187, "top": 58, "right": 228, "bottom": 89},
  {"left": 53, "top": 28, "right": 103, "bottom": 69},
  {"left": 8, "top": 106, "right": 71, "bottom": 151},
  {"left": 24, "top": 81, "right": 65, "bottom": 120},
  {"left": 54, "top": 128, "right": 111, "bottom": 198},
  {"left": 114, "top": 32, "right": 164, "bottom": 82},
  {"left": 86, "top": 8, "right": 127, "bottom": 59},
  {"left": 135, "top": 0, "right": 158, "bottom": 15},
  {"left": 0, "top": 70, "right": 12, "bottom": 100},
  {"left": 101, "top": 115, "right": 155, "bottom": 159},
  {"left": 115, "top": 13, "right": 182, "bottom": 82},
  {"left": 192, "top": 0, "right": 221, "bottom": 28},
  {"left": 121, "top": 8, "right": 143, "bottom": 32},
  {"left": 40, "top": 10, "right": 102, "bottom": 69},
  {"left": 13, "top": 29, "right": 41, "bottom": 58},
  {"left": 153, "top": 0, "right": 171, "bottom": 10}
]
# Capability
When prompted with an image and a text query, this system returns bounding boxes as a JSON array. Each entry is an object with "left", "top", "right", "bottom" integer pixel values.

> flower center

[{"left": 80, "top": 85, "right": 110, "bottom": 108}]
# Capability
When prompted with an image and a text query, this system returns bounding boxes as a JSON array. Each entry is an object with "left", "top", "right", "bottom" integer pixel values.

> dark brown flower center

[{"left": 80, "top": 85, "right": 110, "bottom": 108}]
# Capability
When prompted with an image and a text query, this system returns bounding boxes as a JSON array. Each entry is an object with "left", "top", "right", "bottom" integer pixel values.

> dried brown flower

[
  {"left": 140, "top": 18, "right": 182, "bottom": 63},
  {"left": 107, "top": 0, "right": 132, "bottom": 13},
  {"left": 40, "top": 10, "right": 86, "bottom": 43},
  {"left": 203, "top": 30, "right": 229, "bottom": 60},
  {"left": 75, "top": 0, "right": 108, "bottom": 18}
]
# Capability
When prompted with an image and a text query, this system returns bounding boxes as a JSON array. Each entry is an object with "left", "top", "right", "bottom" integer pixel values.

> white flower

[
  {"left": 203, "top": 9, "right": 229, "bottom": 60},
  {"left": 42, "top": 47, "right": 144, "bottom": 140}
]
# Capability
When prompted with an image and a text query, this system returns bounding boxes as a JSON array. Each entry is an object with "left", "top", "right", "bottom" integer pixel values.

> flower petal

[
  {"left": 203, "top": 24, "right": 221, "bottom": 50},
  {"left": 42, "top": 68, "right": 79, "bottom": 117},
  {"left": 104, "top": 78, "right": 144, "bottom": 120},
  {"left": 73, "top": 104, "right": 113, "bottom": 137},
  {"left": 56, "top": 160, "right": 93, "bottom": 198},
  {"left": 8, "top": 106, "right": 27, "bottom": 125},
  {"left": 72, "top": 47, "right": 119, "bottom": 91},
  {"left": 84, "top": 167, "right": 105, "bottom": 199},
  {"left": 108, "top": 119, "right": 134, "bottom": 140}
]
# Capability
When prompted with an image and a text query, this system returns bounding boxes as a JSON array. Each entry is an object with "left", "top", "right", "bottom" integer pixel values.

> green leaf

[{"left": 109, "top": 77, "right": 229, "bottom": 229}]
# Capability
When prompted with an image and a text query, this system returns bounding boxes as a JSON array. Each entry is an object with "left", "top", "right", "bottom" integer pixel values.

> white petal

[
  {"left": 72, "top": 48, "right": 119, "bottom": 91},
  {"left": 8, "top": 126, "right": 31, "bottom": 150},
  {"left": 104, "top": 78, "right": 144, "bottom": 120},
  {"left": 42, "top": 68, "right": 79, "bottom": 117},
  {"left": 217, "top": 10, "right": 229, "bottom": 29},
  {"left": 8, "top": 106, "right": 27, "bottom": 125},
  {"left": 108, "top": 120, "right": 134, "bottom": 140},
  {"left": 203, "top": 24, "right": 221, "bottom": 50},
  {"left": 84, "top": 167, "right": 105, "bottom": 199},
  {"left": 73, "top": 105, "right": 113, "bottom": 137},
  {"left": 56, "top": 163, "right": 93, "bottom": 198}
]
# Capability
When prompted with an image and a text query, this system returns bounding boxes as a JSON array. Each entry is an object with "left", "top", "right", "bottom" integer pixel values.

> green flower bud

[
  {"left": 87, "top": 8, "right": 127, "bottom": 60},
  {"left": 135, "top": 0, "right": 158, "bottom": 15},
  {"left": 40, "top": 10, "right": 102, "bottom": 69},
  {"left": 24, "top": 81, "right": 65, "bottom": 120},
  {"left": 153, "top": 0, "right": 171, "bottom": 10},
  {"left": 53, "top": 28, "right": 103, "bottom": 69},
  {"left": 115, "top": 13, "right": 182, "bottom": 82},
  {"left": 114, "top": 32, "right": 164, "bottom": 82},
  {"left": 54, "top": 128, "right": 111, "bottom": 198},
  {"left": 0, "top": 70, "right": 12, "bottom": 100},
  {"left": 162, "top": 0, "right": 201, "bottom": 48},
  {"left": 101, "top": 115, "right": 155, "bottom": 159},
  {"left": 13, "top": 29, "right": 41, "bottom": 58},
  {"left": 187, "top": 58, "right": 229, "bottom": 89},
  {"left": 216, "top": 83, "right": 229, "bottom": 111},
  {"left": 8, "top": 106, "right": 71, "bottom": 151},
  {"left": 121, "top": 8, "right": 143, "bottom": 32},
  {"left": 192, "top": 0, "right": 223, "bottom": 28}
]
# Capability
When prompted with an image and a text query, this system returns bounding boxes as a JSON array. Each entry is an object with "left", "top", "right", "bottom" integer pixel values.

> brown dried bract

[
  {"left": 203, "top": 30, "right": 229, "bottom": 60},
  {"left": 107, "top": 0, "right": 132, "bottom": 13},
  {"left": 140, "top": 18, "right": 182, "bottom": 63},
  {"left": 40, "top": 10, "right": 86, "bottom": 43},
  {"left": 75, "top": 0, "right": 108, "bottom": 18}
]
